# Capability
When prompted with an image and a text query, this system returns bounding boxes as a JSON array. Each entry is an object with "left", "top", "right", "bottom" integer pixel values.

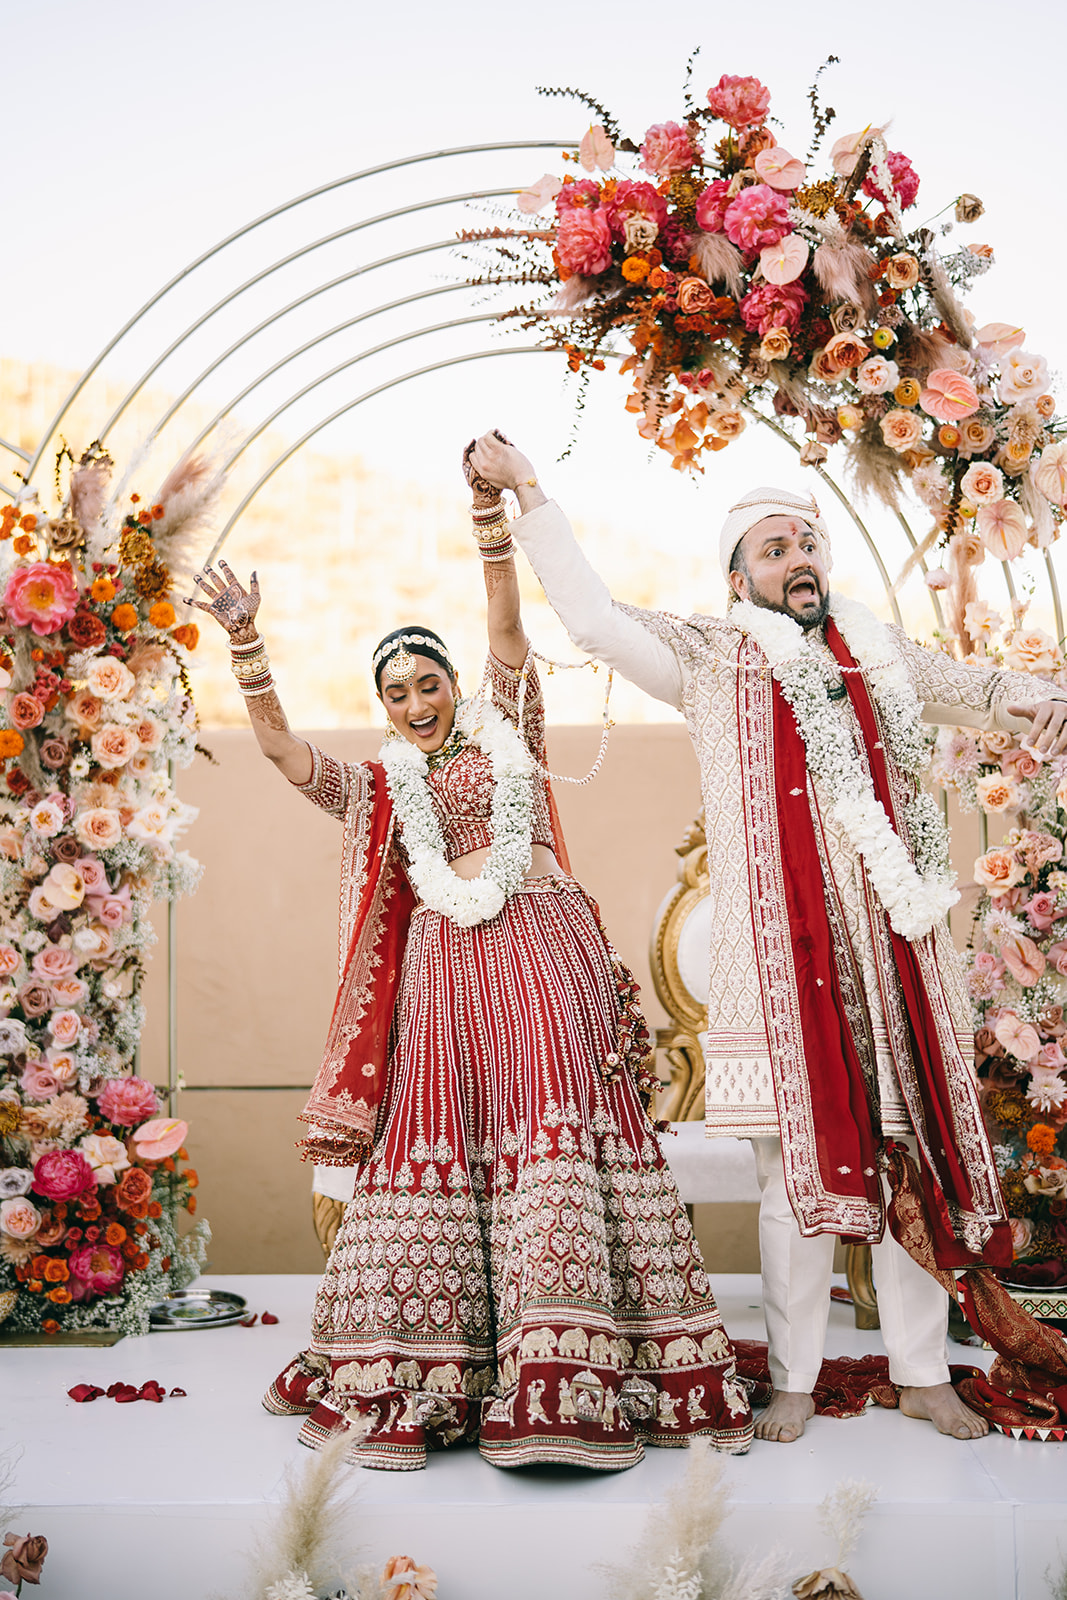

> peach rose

[
  {"left": 1000, "top": 349, "right": 1050, "bottom": 405},
  {"left": 676, "top": 276, "right": 715, "bottom": 314},
  {"left": 880, "top": 409, "right": 925, "bottom": 452},
  {"left": 50, "top": 976, "right": 89, "bottom": 1006},
  {"left": 956, "top": 419, "right": 997, "bottom": 459},
  {"left": 1003, "top": 629, "right": 1062, "bottom": 675},
  {"left": 74, "top": 808, "right": 123, "bottom": 851},
  {"left": 84, "top": 657, "right": 135, "bottom": 703},
  {"left": 709, "top": 409, "right": 746, "bottom": 440},
  {"left": 960, "top": 461, "right": 1004, "bottom": 507},
  {"left": 0, "top": 1196, "right": 42, "bottom": 1239},
  {"left": 49, "top": 1010, "right": 82, "bottom": 1047},
  {"left": 45, "top": 1049, "right": 79, "bottom": 1086},
  {"left": 975, "top": 773, "right": 1024, "bottom": 814},
  {"left": 822, "top": 331, "right": 869, "bottom": 371},
  {"left": 9, "top": 693, "right": 44, "bottom": 731},
  {"left": 1034, "top": 442, "right": 1067, "bottom": 507},
  {"left": 759, "top": 326, "right": 792, "bottom": 361},
  {"left": 974, "top": 848, "right": 1028, "bottom": 894},
  {"left": 976, "top": 498, "right": 1029, "bottom": 561},
  {"left": 27, "top": 886, "right": 60, "bottom": 922},
  {"left": 884, "top": 252, "right": 920, "bottom": 290},
  {"left": 65, "top": 689, "right": 102, "bottom": 731},
  {"left": 131, "top": 715, "right": 163, "bottom": 751},
  {"left": 91, "top": 725, "right": 140, "bottom": 770},
  {"left": 0, "top": 945, "right": 20, "bottom": 978},
  {"left": 855, "top": 356, "right": 899, "bottom": 395}
]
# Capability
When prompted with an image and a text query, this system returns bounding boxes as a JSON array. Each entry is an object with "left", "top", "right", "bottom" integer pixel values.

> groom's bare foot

[
  {"left": 898, "top": 1382, "right": 988, "bottom": 1438},
  {"left": 754, "top": 1390, "right": 815, "bottom": 1442}
]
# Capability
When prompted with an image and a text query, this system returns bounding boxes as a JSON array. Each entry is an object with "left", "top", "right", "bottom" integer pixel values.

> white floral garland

[
  {"left": 380, "top": 697, "right": 534, "bottom": 927},
  {"left": 731, "top": 592, "right": 958, "bottom": 941}
]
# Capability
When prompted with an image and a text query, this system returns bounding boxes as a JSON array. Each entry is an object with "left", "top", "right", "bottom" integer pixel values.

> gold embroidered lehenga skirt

[{"left": 265, "top": 877, "right": 753, "bottom": 1469}]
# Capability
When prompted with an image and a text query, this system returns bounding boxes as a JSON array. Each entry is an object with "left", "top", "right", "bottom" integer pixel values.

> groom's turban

[{"left": 719, "top": 486, "right": 829, "bottom": 581}]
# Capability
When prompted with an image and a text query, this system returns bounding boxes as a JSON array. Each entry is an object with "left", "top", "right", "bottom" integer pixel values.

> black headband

[{"left": 372, "top": 627, "right": 456, "bottom": 692}]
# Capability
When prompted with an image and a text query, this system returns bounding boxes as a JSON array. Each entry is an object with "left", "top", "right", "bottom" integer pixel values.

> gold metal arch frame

[{"left": 1, "top": 141, "right": 1061, "bottom": 1120}]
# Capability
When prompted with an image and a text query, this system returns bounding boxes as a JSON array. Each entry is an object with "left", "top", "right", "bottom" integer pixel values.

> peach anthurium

[
  {"left": 516, "top": 174, "right": 563, "bottom": 215},
  {"left": 579, "top": 124, "right": 615, "bottom": 173},
  {"left": 919, "top": 368, "right": 980, "bottom": 422},
  {"left": 976, "top": 499, "right": 1029, "bottom": 561},
  {"left": 975, "top": 322, "right": 1025, "bottom": 359},
  {"left": 132, "top": 1117, "right": 189, "bottom": 1161}
]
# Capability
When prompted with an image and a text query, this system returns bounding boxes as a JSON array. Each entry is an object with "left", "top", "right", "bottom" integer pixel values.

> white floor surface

[{"left": 4, "top": 1273, "right": 1066, "bottom": 1600}]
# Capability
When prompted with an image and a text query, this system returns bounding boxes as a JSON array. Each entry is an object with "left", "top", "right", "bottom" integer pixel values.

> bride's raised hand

[{"left": 185, "top": 560, "right": 261, "bottom": 642}]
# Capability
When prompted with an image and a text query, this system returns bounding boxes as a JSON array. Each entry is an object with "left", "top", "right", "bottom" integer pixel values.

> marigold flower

[
  {"left": 1028, "top": 1123, "right": 1058, "bottom": 1159},
  {"left": 0, "top": 730, "right": 24, "bottom": 760},
  {"left": 148, "top": 600, "right": 177, "bottom": 629},
  {"left": 19, "top": 515, "right": 38, "bottom": 532},
  {"left": 621, "top": 255, "right": 650, "bottom": 283},
  {"left": 111, "top": 603, "right": 139, "bottom": 632},
  {"left": 91, "top": 576, "right": 117, "bottom": 603},
  {"left": 13, "top": 534, "right": 34, "bottom": 556}
]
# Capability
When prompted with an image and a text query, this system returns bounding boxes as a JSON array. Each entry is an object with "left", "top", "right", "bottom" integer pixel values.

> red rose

[
  {"left": 114, "top": 1165, "right": 152, "bottom": 1212},
  {"left": 67, "top": 610, "right": 107, "bottom": 649}
]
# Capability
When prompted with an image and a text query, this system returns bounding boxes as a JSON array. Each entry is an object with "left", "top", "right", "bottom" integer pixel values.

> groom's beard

[{"left": 745, "top": 568, "right": 830, "bottom": 631}]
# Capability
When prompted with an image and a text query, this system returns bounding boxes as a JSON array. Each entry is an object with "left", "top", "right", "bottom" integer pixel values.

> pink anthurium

[{"left": 759, "top": 234, "right": 809, "bottom": 284}]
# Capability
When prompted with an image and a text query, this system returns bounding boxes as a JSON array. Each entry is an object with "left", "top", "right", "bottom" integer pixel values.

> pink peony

[
  {"left": 639, "top": 120, "right": 702, "bottom": 178},
  {"left": 555, "top": 205, "right": 613, "bottom": 277},
  {"left": 132, "top": 1116, "right": 188, "bottom": 1161},
  {"left": 740, "top": 279, "right": 808, "bottom": 337},
  {"left": 723, "top": 185, "right": 791, "bottom": 251},
  {"left": 68, "top": 1241, "right": 125, "bottom": 1295},
  {"left": 707, "top": 73, "right": 771, "bottom": 130},
  {"left": 3, "top": 562, "right": 79, "bottom": 638},
  {"left": 32, "top": 1147, "right": 95, "bottom": 1201},
  {"left": 96, "top": 1075, "right": 159, "bottom": 1127},
  {"left": 694, "top": 180, "right": 732, "bottom": 235},
  {"left": 603, "top": 179, "right": 668, "bottom": 240},
  {"left": 863, "top": 150, "right": 920, "bottom": 210}
]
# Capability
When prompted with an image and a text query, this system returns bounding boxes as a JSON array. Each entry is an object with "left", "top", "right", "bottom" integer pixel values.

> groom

[{"left": 466, "top": 430, "right": 1067, "bottom": 1443}]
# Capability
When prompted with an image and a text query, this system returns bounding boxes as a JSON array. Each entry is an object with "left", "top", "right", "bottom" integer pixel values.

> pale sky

[{"left": 4, "top": 0, "right": 1065, "bottom": 633}]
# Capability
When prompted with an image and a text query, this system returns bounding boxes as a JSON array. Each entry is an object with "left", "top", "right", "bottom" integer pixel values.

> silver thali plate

[{"left": 149, "top": 1289, "right": 248, "bottom": 1330}]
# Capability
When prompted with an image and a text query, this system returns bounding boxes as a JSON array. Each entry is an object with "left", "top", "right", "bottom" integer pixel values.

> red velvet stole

[
  {"left": 298, "top": 762, "right": 416, "bottom": 1164},
  {"left": 771, "top": 619, "right": 1010, "bottom": 1266}
]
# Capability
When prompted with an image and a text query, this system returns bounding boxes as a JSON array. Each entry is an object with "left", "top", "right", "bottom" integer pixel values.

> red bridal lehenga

[{"left": 264, "top": 656, "right": 753, "bottom": 1469}]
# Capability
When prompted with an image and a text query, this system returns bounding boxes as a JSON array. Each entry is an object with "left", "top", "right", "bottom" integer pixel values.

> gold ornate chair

[{"left": 650, "top": 812, "right": 878, "bottom": 1330}]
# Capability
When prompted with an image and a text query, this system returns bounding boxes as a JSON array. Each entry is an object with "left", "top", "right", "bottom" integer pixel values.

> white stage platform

[{"left": 5, "top": 1273, "right": 1066, "bottom": 1600}]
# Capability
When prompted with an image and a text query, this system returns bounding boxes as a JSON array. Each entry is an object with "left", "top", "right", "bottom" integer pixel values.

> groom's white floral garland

[
  {"left": 381, "top": 697, "right": 534, "bottom": 927},
  {"left": 732, "top": 592, "right": 958, "bottom": 941}
]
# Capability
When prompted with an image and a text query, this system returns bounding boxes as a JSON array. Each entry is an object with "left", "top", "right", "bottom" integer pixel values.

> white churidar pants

[{"left": 752, "top": 1136, "right": 951, "bottom": 1392}]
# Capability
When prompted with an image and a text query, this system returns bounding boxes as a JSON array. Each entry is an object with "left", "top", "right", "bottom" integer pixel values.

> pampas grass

[
  {"left": 689, "top": 234, "right": 746, "bottom": 299},
  {"left": 811, "top": 243, "right": 877, "bottom": 313},
  {"left": 817, "top": 1481, "right": 877, "bottom": 1570},
  {"left": 598, "top": 1442, "right": 792, "bottom": 1600},
  {"left": 845, "top": 421, "right": 904, "bottom": 511},
  {"left": 232, "top": 1432, "right": 363, "bottom": 1600},
  {"left": 68, "top": 450, "right": 112, "bottom": 542},
  {"left": 151, "top": 448, "right": 227, "bottom": 583},
  {"left": 891, "top": 521, "right": 943, "bottom": 593}
]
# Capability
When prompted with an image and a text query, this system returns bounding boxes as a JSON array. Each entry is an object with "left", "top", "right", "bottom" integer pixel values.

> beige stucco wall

[{"left": 146, "top": 723, "right": 983, "bottom": 1279}]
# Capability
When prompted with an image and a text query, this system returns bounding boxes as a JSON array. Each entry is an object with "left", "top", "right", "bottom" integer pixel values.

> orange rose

[
  {"left": 172, "top": 624, "right": 199, "bottom": 651},
  {"left": 880, "top": 409, "right": 925, "bottom": 453}
]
